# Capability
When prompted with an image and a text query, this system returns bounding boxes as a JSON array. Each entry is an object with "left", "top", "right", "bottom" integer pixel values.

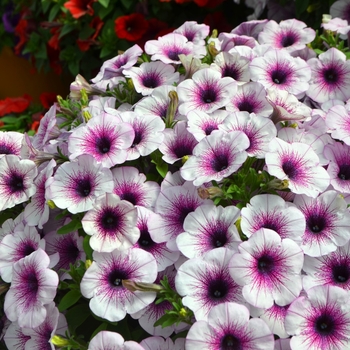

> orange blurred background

[{"left": 0, "top": 46, "right": 71, "bottom": 103}]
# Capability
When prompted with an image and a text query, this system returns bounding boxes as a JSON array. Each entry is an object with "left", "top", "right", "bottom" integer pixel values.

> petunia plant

[{"left": 3, "top": 3, "right": 350, "bottom": 349}]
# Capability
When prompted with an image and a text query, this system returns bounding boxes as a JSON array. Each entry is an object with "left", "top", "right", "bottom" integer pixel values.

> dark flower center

[
  {"left": 323, "top": 67, "right": 339, "bottom": 84},
  {"left": 75, "top": 178, "right": 92, "bottom": 197},
  {"left": 201, "top": 88, "right": 217, "bottom": 104},
  {"left": 210, "top": 228, "right": 228, "bottom": 248},
  {"left": 208, "top": 279, "right": 228, "bottom": 300},
  {"left": 142, "top": 74, "right": 159, "bottom": 89},
  {"left": 282, "top": 160, "right": 298, "bottom": 179},
  {"left": 167, "top": 49, "right": 181, "bottom": 61},
  {"left": 108, "top": 269, "right": 128, "bottom": 287},
  {"left": 100, "top": 209, "right": 120, "bottom": 231},
  {"left": 237, "top": 99, "right": 255, "bottom": 113},
  {"left": 204, "top": 124, "right": 217, "bottom": 135},
  {"left": 0, "top": 144, "right": 14, "bottom": 155},
  {"left": 262, "top": 219, "right": 279, "bottom": 232},
  {"left": 332, "top": 264, "right": 350, "bottom": 284},
  {"left": 222, "top": 65, "right": 240, "bottom": 80},
  {"left": 178, "top": 203, "right": 197, "bottom": 225},
  {"left": 281, "top": 33, "right": 296, "bottom": 47},
  {"left": 338, "top": 164, "right": 350, "bottom": 180},
  {"left": 211, "top": 154, "right": 229, "bottom": 172},
  {"left": 315, "top": 314, "right": 335, "bottom": 336},
  {"left": 96, "top": 137, "right": 111, "bottom": 154},
  {"left": 26, "top": 271, "right": 39, "bottom": 294},
  {"left": 220, "top": 335, "right": 242, "bottom": 350},
  {"left": 20, "top": 243, "right": 36, "bottom": 257},
  {"left": 131, "top": 130, "right": 143, "bottom": 148},
  {"left": 271, "top": 70, "right": 287, "bottom": 85},
  {"left": 306, "top": 214, "right": 326, "bottom": 233},
  {"left": 172, "top": 142, "right": 194, "bottom": 158},
  {"left": 138, "top": 227, "right": 155, "bottom": 250},
  {"left": 257, "top": 255, "right": 274, "bottom": 274},
  {"left": 7, "top": 173, "right": 24, "bottom": 193},
  {"left": 119, "top": 192, "right": 138, "bottom": 205}
]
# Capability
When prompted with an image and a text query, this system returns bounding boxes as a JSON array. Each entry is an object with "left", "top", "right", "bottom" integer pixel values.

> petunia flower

[
  {"left": 45, "top": 154, "right": 114, "bottom": 214},
  {"left": 64, "top": 0, "right": 94, "bottom": 19},
  {"left": 3, "top": 322, "right": 30, "bottom": 349},
  {"left": 174, "top": 21, "right": 210, "bottom": 46},
  {"left": 229, "top": 228, "right": 303, "bottom": 308},
  {"left": 185, "top": 302, "right": 274, "bottom": 350},
  {"left": 140, "top": 336, "right": 185, "bottom": 350},
  {"left": 175, "top": 248, "right": 246, "bottom": 321},
  {"left": 114, "top": 13, "right": 149, "bottom": 42},
  {"left": 68, "top": 112, "right": 135, "bottom": 168},
  {"left": 240, "top": 194, "right": 305, "bottom": 242},
  {"left": 306, "top": 48, "right": 350, "bottom": 103},
  {"left": 250, "top": 49, "right": 311, "bottom": 97},
  {"left": 293, "top": 190, "right": 350, "bottom": 256},
  {"left": 4, "top": 249, "right": 59, "bottom": 329},
  {"left": 123, "top": 61, "right": 180, "bottom": 96},
  {"left": 180, "top": 130, "right": 249, "bottom": 186},
  {"left": 285, "top": 285, "right": 350, "bottom": 349},
  {"left": 258, "top": 19, "right": 316, "bottom": 53},
  {"left": 0, "top": 94, "right": 31, "bottom": 117},
  {"left": 330, "top": 0, "right": 350, "bottom": 22},
  {"left": 145, "top": 33, "right": 201, "bottom": 65},
  {"left": 176, "top": 204, "right": 241, "bottom": 259},
  {"left": 325, "top": 103, "right": 350, "bottom": 146},
  {"left": 265, "top": 138, "right": 330, "bottom": 198},
  {"left": 177, "top": 68, "right": 237, "bottom": 115},
  {"left": 82, "top": 193, "right": 139, "bottom": 253},
  {"left": 0, "top": 155, "right": 37, "bottom": 211},
  {"left": 88, "top": 331, "right": 145, "bottom": 350},
  {"left": 0, "top": 131, "right": 24, "bottom": 157},
  {"left": 303, "top": 241, "right": 350, "bottom": 292},
  {"left": 80, "top": 248, "right": 157, "bottom": 322}
]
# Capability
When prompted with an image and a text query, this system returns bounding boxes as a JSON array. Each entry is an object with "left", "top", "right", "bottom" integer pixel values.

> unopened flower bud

[
  {"left": 165, "top": 91, "right": 179, "bottom": 127},
  {"left": 267, "top": 178, "right": 289, "bottom": 190},
  {"left": 83, "top": 110, "right": 92, "bottom": 122},
  {"left": 85, "top": 259, "right": 92, "bottom": 270},
  {"left": 198, "top": 186, "right": 223, "bottom": 199},
  {"left": 208, "top": 41, "right": 219, "bottom": 58},
  {"left": 122, "top": 280, "right": 164, "bottom": 292},
  {"left": 47, "top": 200, "right": 57, "bottom": 209},
  {"left": 51, "top": 335, "right": 70, "bottom": 347}
]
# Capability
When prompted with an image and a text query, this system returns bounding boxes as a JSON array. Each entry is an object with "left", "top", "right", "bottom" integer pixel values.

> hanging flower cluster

[{"left": 2, "top": 6, "right": 350, "bottom": 349}]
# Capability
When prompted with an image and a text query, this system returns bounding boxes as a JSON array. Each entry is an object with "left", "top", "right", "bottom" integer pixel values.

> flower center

[
  {"left": 201, "top": 88, "right": 217, "bottom": 104},
  {"left": 237, "top": 98, "right": 255, "bottom": 114},
  {"left": 108, "top": 269, "right": 128, "bottom": 288},
  {"left": 271, "top": 70, "right": 287, "bottom": 85},
  {"left": 332, "top": 264, "right": 350, "bottom": 284},
  {"left": 26, "top": 270, "right": 39, "bottom": 294},
  {"left": 138, "top": 227, "right": 155, "bottom": 250},
  {"left": 280, "top": 33, "right": 296, "bottom": 47},
  {"left": 166, "top": 49, "right": 181, "bottom": 61},
  {"left": 131, "top": 130, "right": 143, "bottom": 148},
  {"left": 220, "top": 334, "right": 242, "bottom": 350},
  {"left": 210, "top": 227, "right": 228, "bottom": 248},
  {"left": 222, "top": 65, "right": 240, "bottom": 80},
  {"left": 338, "top": 164, "right": 350, "bottom": 180},
  {"left": 306, "top": 214, "right": 326, "bottom": 234},
  {"left": 100, "top": 208, "right": 120, "bottom": 232},
  {"left": 142, "top": 74, "right": 159, "bottom": 89},
  {"left": 119, "top": 192, "right": 138, "bottom": 205},
  {"left": 315, "top": 314, "right": 335, "bottom": 336},
  {"left": 75, "top": 178, "right": 92, "bottom": 197},
  {"left": 211, "top": 153, "right": 229, "bottom": 172},
  {"left": 96, "top": 137, "right": 111, "bottom": 154},
  {"left": 7, "top": 173, "right": 24, "bottom": 193},
  {"left": 172, "top": 142, "right": 194, "bottom": 158},
  {"left": 323, "top": 67, "right": 339, "bottom": 84},
  {"left": 0, "top": 144, "right": 15, "bottom": 155},
  {"left": 257, "top": 254, "right": 274, "bottom": 274},
  {"left": 208, "top": 279, "right": 228, "bottom": 300},
  {"left": 282, "top": 160, "right": 298, "bottom": 179},
  {"left": 204, "top": 123, "right": 217, "bottom": 136}
]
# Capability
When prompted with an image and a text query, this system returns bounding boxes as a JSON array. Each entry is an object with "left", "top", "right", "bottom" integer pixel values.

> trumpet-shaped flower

[
  {"left": 176, "top": 204, "right": 241, "bottom": 259},
  {"left": 4, "top": 249, "right": 59, "bottom": 329},
  {"left": 80, "top": 248, "right": 157, "bottom": 322},
  {"left": 285, "top": 285, "right": 350, "bottom": 349},
  {"left": 229, "top": 228, "right": 304, "bottom": 308},
  {"left": 0, "top": 131, "right": 23, "bottom": 157},
  {"left": 88, "top": 331, "right": 145, "bottom": 350},
  {"left": 180, "top": 130, "right": 249, "bottom": 186},
  {"left": 0, "top": 155, "right": 37, "bottom": 211},
  {"left": 294, "top": 190, "right": 350, "bottom": 256},
  {"left": 177, "top": 68, "right": 237, "bottom": 115},
  {"left": 185, "top": 302, "right": 274, "bottom": 350},
  {"left": 46, "top": 154, "right": 114, "bottom": 214},
  {"left": 175, "top": 248, "right": 245, "bottom": 321},
  {"left": 82, "top": 193, "right": 139, "bottom": 253},
  {"left": 265, "top": 138, "right": 330, "bottom": 198}
]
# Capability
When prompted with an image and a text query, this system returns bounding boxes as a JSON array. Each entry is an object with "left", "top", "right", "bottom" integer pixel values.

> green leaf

[
  {"left": 295, "top": 0, "right": 309, "bottom": 17},
  {"left": 156, "top": 162, "right": 168, "bottom": 178},
  {"left": 49, "top": 3, "right": 61, "bottom": 22},
  {"left": 0, "top": 116, "right": 20, "bottom": 124},
  {"left": 98, "top": 0, "right": 110, "bottom": 8},
  {"left": 66, "top": 304, "right": 91, "bottom": 333},
  {"left": 83, "top": 235, "right": 93, "bottom": 260},
  {"left": 57, "top": 219, "right": 82, "bottom": 235},
  {"left": 91, "top": 322, "right": 108, "bottom": 340},
  {"left": 120, "top": 0, "right": 133, "bottom": 9},
  {"left": 59, "top": 24, "right": 76, "bottom": 39},
  {"left": 58, "top": 289, "right": 81, "bottom": 311}
]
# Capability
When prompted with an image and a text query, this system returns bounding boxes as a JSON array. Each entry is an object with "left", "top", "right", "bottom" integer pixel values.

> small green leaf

[
  {"left": 58, "top": 289, "right": 81, "bottom": 311},
  {"left": 83, "top": 235, "right": 93, "bottom": 260},
  {"left": 59, "top": 24, "right": 76, "bottom": 39},
  {"left": 98, "top": 0, "right": 110, "bottom": 8},
  {"left": 48, "top": 3, "right": 61, "bottom": 22},
  {"left": 66, "top": 304, "right": 91, "bottom": 333},
  {"left": 57, "top": 219, "right": 82, "bottom": 235}
]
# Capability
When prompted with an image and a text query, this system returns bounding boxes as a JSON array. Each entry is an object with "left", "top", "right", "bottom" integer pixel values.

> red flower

[
  {"left": 0, "top": 95, "right": 32, "bottom": 117},
  {"left": 77, "top": 17, "right": 104, "bottom": 52},
  {"left": 114, "top": 13, "right": 149, "bottom": 42},
  {"left": 194, "top": 0, "right": 225, "bottom": 7},
  {"left": 39, "top": 93, "right": 58, "bottom": 110},
  {"left": 64, "top": 0, "right": 95, "bottom": 19},
  {"left": 48, "top": 27, "right": 61, "bottom": 50},
  {"left": 14, "top": 19, "right": 29, "bottom": 55}
]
